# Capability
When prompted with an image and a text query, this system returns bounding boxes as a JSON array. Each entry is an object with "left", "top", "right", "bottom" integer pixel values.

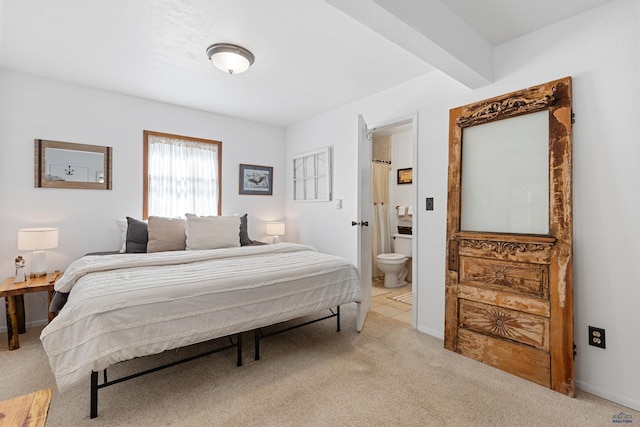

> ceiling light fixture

[{"left": 206, "top": 43, "right": 255, "bottom": 75}]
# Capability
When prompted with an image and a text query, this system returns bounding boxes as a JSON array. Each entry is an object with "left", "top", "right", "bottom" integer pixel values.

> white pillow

[
  {"left": 116, "top": 218, "right": 128, "bottom": 253},
  {"left": 185, "top": 214, "right": 241, "bottom": 250}
]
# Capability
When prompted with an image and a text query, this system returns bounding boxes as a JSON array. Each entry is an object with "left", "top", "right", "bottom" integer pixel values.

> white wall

[
  {"left": 389, "top": 130, "right": 413, "bottom": 235},
  {"left": 0, "top": 69, "right": 286, "bottom": 331},
  {"left": 285, "top": 0, "right": 640, "bottom": 411}
]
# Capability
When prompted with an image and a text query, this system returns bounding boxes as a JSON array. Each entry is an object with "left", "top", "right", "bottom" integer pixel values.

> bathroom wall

[{"left": 389, "top": 130, "right": 413, "bottom": 241}]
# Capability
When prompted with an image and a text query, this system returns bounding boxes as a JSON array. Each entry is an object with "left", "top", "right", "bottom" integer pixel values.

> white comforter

[{"left": 40, "top": 243, "right": 362, "bottom": 392}]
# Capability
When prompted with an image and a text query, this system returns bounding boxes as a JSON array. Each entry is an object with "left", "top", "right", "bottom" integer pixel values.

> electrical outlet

[{"left": 588, "top": 326, "right": 606, "bottom": 349}]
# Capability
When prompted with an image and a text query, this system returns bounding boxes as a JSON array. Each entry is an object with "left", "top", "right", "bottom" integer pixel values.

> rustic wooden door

[{"left": 444, "top": 77, "right": 574, "bottom": 396}]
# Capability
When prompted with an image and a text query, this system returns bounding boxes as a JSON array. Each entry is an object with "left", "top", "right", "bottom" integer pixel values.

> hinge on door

[
  {"left": 448, "top": 240, "right": 459, "bottom": 272},
  {"left": 573, "top": 343, "right": 577, "bottom": 359},
  {"left": 571, "top": 111, "right": 576, "bottom": 124}
]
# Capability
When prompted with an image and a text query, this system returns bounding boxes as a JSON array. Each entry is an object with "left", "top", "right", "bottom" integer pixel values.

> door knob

[
  {"left": 448, "top": 240, "right": 459, "bottom": 271},
  {"left": 351, "top": 221, "right": 369, "bottom": 227}
]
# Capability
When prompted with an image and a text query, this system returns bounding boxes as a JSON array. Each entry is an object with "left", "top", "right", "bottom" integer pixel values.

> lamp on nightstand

[
  {"left": 266, "top": 222, "right": 285, "bottom": 243},
  {"left": 18, "top": 227, "right": 59, "bottom": 278}
]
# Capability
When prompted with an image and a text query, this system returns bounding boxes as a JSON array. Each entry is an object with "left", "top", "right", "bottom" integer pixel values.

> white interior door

[{"left": 356, "top": 114, "right": 372, "bottom": 331}]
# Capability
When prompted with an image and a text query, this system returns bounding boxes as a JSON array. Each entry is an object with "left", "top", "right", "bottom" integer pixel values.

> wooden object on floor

[
  {"left": 1, "top": 271, "right": 60, "bottom": 350},
  {"left": 445, "top": 77, "right": 574, "bottom": 396},
  {"left": 0, "top": 388, "right": 51, "bottom": 427}
]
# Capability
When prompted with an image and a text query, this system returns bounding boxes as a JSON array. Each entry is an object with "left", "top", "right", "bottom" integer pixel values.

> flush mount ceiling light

[{"left": 206, "top": 43, "right": 255, "bottom": 74}]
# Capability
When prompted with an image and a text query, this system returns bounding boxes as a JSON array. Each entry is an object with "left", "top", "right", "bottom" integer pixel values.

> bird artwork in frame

[{"left": 239, "top": 164, "right": 273, "bottom": 195}]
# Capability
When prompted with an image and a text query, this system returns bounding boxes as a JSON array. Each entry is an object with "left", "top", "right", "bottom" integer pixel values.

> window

[
  {"left": 143, "top": 130, "right": 221, "bottom": 218},
  {"left": 293, "top": 146, "right": 331, "bottom": 201}
]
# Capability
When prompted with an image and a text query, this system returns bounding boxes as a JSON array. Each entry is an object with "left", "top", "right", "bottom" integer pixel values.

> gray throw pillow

[
  {"left": 239, "top": 213, "right": 253, "bottom": 246},
  {"left": 125, "top": 217, "right": 148, "bottom": 253}
]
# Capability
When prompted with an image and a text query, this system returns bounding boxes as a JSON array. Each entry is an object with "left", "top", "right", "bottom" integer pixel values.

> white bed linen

[{"left": 40, "top": 243, "right": 362, "bottom": 392}]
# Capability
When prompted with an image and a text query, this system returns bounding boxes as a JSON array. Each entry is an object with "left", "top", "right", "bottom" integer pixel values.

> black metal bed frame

[
  {"left": 90, "top": 333, "right": 242, "bottom": 419},
  {"left": 88, "top": 306, "right": 341, "bottom": 419},
  {"left": 254, "top": 306, "right": 340, "bottom": 360}
]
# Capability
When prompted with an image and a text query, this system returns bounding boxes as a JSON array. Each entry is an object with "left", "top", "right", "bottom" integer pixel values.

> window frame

[
  {"left": 143, "top": 130, "right": 222, "bottom": 219},
  {"left": 292, "top": 146, "right": 332, "bottom": 202}
]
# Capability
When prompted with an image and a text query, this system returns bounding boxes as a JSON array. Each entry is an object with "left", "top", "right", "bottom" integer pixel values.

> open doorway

[{"left": 357, "top": 114, "right": 417, "bottom": 329}]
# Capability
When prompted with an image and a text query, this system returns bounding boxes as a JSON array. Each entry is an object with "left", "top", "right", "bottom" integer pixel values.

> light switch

[{"left": 426, "top": 197, "right": 434, "bottom": 211}]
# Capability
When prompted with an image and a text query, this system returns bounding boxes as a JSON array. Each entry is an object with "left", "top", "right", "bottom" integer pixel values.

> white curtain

[
  {"left": 148, "top": 135, "right": 219, "bottom": 217},
  {"left": 372, "top": 162, "right": 392, "bottom": 277}
]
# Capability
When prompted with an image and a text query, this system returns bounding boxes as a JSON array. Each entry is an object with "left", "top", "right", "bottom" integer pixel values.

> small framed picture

[
  {"left": 397, "top": 167, "right": 412, "bottom": 185},
  {"left": 239, "top": 164, "right": 273, "bottom": 195}
]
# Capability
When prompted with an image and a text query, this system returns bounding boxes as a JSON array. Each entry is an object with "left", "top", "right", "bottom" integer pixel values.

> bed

[{"left": 39, "top": 241, "right": 362, "bottom": 417}]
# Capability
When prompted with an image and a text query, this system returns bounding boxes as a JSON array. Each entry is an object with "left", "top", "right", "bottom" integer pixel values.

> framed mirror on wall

[{"left": 34, "top": 139, "right": 112, "bottom": 189}]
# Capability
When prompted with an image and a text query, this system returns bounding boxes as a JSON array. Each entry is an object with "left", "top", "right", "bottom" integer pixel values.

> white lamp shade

[
  {"left": 18, "top": 227, "right": 59, "bottom": 250},
  {"left": 211, "top": 51, "right": 251, "bottom": 74},
  {"left": 266, "top": 222, "right": 285, "bottom": 236}
]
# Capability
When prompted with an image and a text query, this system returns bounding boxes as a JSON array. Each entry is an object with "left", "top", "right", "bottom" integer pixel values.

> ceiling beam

[{"left": 325, "top": 0, "right": 493, "bottom": 89}]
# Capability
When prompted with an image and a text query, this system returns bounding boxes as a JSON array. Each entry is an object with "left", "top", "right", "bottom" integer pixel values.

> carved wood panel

[
  {"left": 456, "top": 88, "right": 556, "bottom": 128},
  {"left": 457, "top": 328, "right": 551, "bottom": 387},
  {"left": 458, "top": 284, "right": 550, "bottom": 317},
  {"left": 459, "top": 256, "right": 549, "bottom": 298},
  {"left": 456, "top": 232, "right": 555, "bottom": 264},
  {"left": 459, "top": 299, "right": 550, "bottom": 350}
]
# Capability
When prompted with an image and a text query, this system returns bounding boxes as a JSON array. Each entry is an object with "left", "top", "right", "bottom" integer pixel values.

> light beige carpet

[{"left": 0, "top": 305, "right": 637, "bottom": 426}]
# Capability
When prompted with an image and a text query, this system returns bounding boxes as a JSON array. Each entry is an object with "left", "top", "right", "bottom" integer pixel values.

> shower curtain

[{"left": 372, "top": 162, "right": 392, "bottom": 277}]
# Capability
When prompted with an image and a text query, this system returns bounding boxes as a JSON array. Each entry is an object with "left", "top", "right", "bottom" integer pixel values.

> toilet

[{"left": 377, "top": 234, "right": 412, "bottom": 288}]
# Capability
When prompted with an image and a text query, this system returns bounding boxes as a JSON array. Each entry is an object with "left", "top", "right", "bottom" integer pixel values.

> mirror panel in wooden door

[
  {"left": 461, "top": 111, "right": 549, "bottom": 234},
  {"left": 445, "top": 77, "right": 574, "bottom": 396}
]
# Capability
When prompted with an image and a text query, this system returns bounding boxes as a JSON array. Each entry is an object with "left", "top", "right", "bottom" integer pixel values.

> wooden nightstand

[
  {"left": 0, "top": 388, "right": 51, "bottom": 427},
  {"left": 1, "top": 271, "right": 61, "bottom": 350}
]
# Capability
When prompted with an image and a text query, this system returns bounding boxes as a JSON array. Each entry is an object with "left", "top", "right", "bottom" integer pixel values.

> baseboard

[
  {"left": 412, "top": 329, "right": 640, "bottom": 413},
  {"left": 0, "top": 319, "right": 49, "bottom": 335},
  {"left": 576, "top": 380, "right": 640, "bottom": 412},
  {"left": 417, "top": 325, "right": 444, "bottom": 340}
]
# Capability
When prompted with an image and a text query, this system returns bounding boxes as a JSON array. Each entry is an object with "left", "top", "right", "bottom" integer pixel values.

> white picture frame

[{"left": 292, "top": 146, "right": 332, "bottom": 201}]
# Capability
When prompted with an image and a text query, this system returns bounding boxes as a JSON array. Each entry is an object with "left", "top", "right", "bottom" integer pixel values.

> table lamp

[
  {"left": 18, "top": 227, "right": 59, "bottom": 278},
  {"left": 266, "top": 222, "right": 285, "bottom": 243}
]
